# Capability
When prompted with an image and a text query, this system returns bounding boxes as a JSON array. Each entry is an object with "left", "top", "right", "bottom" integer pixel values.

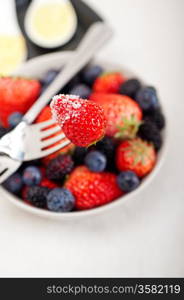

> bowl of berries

[{"left": 0, "top": 51, "right": 167, "bottom": 219}]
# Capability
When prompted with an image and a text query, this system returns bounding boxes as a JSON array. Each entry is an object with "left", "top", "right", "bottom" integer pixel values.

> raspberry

[
  {"left": 26, "top": 186, "right": 50, "bottom": 208},
  {"left": 46, "top": 154, "right": 74, "bottom": 182}
]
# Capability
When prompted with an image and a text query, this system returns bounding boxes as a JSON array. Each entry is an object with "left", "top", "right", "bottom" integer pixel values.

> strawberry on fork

[{"left": 50, "top": 94, "right": 107, "bottom": 147}]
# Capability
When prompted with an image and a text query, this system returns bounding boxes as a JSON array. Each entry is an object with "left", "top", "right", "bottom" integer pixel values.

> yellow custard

[
  {"left": 0, "top": 35, "right": 26, "bottom": 75},
  {"left": 32, "top": 2, "right": 74, "bottom": 41}
]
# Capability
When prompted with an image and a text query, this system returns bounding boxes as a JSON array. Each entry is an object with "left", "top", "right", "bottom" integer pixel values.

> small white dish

[
  {"left": 0, "top": 51, "right": 168, "bottom": 220},
  {"left": 0, "top": 0, "right": 27, "bottom": 75},
  {"left": 24, "top": 0, "right": 77, "bottom": 48}
]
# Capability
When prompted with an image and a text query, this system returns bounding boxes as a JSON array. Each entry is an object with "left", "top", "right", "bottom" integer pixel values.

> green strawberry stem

[
  {"left": 115, "top": 115, "right": 143, "bottom": 140},
  {"left": 122, "top": 139, "right": 152, "bottom": 166}
]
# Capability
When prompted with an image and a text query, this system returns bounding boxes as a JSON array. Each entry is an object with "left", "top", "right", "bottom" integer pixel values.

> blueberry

[
  {"left": 23, "top": 166, "right": 42, "bottom": 186},
  {"left": 3, "top": 173, "right": 23, "bottom": 194},
  {"left": 96, "top": 136, "right": 116, "bottom": 157},
  {"left": 138, "top": 120, "right": 162, "bottom": 151},
  {"left": 73, "top": 147, "right": 88, "bottom": 165},
  {"left": 117, "top": 171, "right": 140, "bottom": 192},
  {"left": 8, "top": 112, "right": 23, "bottom": 128},
  {"left": 119, "top": 78, "right": 141, "bottom": 99},
  {"left": 60, "top": 75, "right": 81, "bottom": 94},
  {"left": 85, "top": 151, "right": 107, "bottom": 172},
  {"left": 41, "top": 70, "right": 59, "bottom": 89},
  {"left": 95, "top": 136, "right": 117, "bottom": 171},
  {"left": 81, "top": 65, "right": 103, "bottom": 86},
  {"left": 69, "top": 84, "right": 91, "bottom": 99},
  {"left": 135, "top": 86, "right": 159, "bottom": 111},
  {"left": 143, "top": 109, "right": 165, "bottom": 130},
  {"left": 47, "top": 188, "right": 75, "bottom": 212},
  {"left": 147, "top": 86, "right": 157, "bottom": 93}
]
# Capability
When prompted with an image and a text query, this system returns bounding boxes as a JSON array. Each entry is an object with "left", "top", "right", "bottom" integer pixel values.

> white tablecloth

[{"left": 0, "top": 0, "right": 183, "bottom": 277}]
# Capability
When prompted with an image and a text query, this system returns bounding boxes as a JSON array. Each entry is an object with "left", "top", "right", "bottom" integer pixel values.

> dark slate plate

[{"left": 15, "top": 0, "right": 103, "bottom": 59}]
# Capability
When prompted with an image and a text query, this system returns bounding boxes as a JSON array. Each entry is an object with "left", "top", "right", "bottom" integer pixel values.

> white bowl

[{"left": 0, "top": 51, "right": 168, "bottom": 220}]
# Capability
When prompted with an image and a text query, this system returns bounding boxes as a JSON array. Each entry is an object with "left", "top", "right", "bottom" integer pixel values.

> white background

[{"left": 0, "top": 0, "right": 184, "bottom": 277}]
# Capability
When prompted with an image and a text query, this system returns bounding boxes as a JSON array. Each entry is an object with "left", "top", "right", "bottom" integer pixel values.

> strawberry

[
  {"left": 93, "top": 72, "right": 125, "bottom": 93},
  {"left": 50, "top": 94, "right": 107, "bottom": 147},
  {"left": 65, "top": 166, "right": 123, "bottom": 210},
  {"left": 40, "top": 178, "right": 58, "bottom": 189},
  {"left": 0, "top": 77, "right": 41, "bottom": 127},
  {"left": 90, "top": 93, "right": 142, "bottom": 137},
  {"left": 35, "top": 106, "right": 74, "bottom": 164},
  {"left": 116, "top": 138, "right": 156, "bottom": 177},
  {"left": 35, "top": 105, "right": 52, "bottom": 123}
]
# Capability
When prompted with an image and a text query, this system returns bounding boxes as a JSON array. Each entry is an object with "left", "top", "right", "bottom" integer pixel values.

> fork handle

[{"left": 23, "top": 22, "right": 113, "bottom": 124}]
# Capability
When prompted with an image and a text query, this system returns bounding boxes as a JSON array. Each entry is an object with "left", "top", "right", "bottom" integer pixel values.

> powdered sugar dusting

[
  {"left": 50, "top": 94, "right": 82, "bottom": 127},
  {"left": 72, "top": 101, "right": 81, "bottom": 109}
]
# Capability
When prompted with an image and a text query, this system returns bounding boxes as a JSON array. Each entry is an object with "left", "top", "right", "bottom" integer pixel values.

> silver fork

[
  {"left": 0, "top": 22, "right": 113, "bottom": 183},
  {"left": 0, "top": 120, "right": 64, "bottom": 181},
  {"left": 0, "top": 119, "right": 66, "bottom": 161},
  {"left": 22, "top": 119, "right": 69, "bottom": 161}
]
